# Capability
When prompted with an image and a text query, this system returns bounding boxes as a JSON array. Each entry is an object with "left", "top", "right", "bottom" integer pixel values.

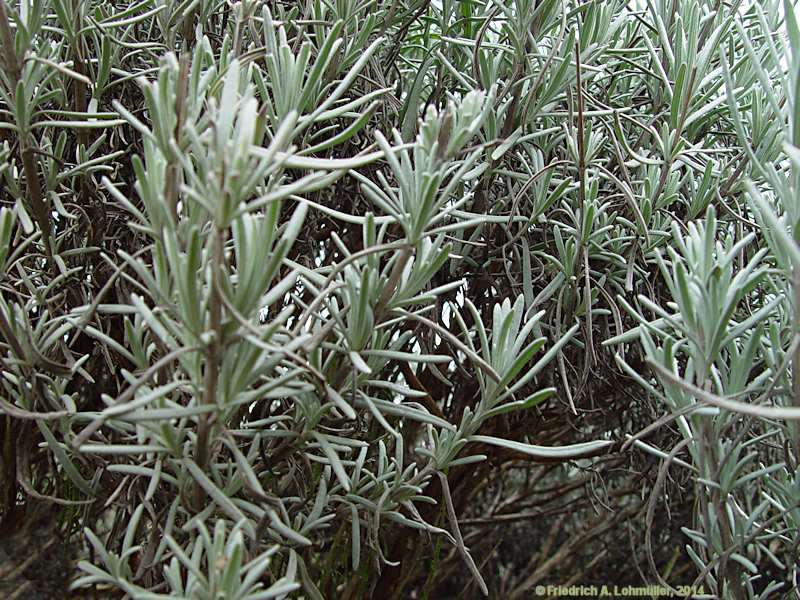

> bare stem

[
  {"left": 574, "top": 38, "right": 586, "bottom": 217},
  {"left": 793, "top": 266, "right": 800, "bottom": 466},
  {"left": 194, "top": 226, "right": 225, "bottom": 507},
  {"left": 0, "top": 2, "right": 53, "bottom": 262}
]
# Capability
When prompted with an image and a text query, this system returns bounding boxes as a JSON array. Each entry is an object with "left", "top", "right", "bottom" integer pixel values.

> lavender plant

[{"left": 0, "top": 1, "right": 798, "bottom": 599}]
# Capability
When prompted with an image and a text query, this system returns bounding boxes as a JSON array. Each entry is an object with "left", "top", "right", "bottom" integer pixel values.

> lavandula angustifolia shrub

[
  {"left": 608, "top": 2, "right": 800, "bottom": 598},
  {"left": 0, "top": 0, "right": 799, "bottom": 598}
]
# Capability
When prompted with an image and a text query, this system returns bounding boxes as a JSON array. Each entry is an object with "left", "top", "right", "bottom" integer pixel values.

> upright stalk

[
  {"left": 0, "top": 1, "right": 53, "bottom": 262},
  {"left": 164, "top": 54, "right": 190, "bottom": 225},
  {"left": 574, "top": 38, "right": 586, "bottom": 220},
  {"left": 194, "top": 226, "right": 225, "bottom": 507},
  {"left": 793, "top": 267, "right": 800, "bottom": 467}
]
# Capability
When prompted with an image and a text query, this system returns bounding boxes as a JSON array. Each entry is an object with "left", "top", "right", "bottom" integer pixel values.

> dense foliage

[{"left": 1, "top": 0, "right": 800, "bottom": 598}]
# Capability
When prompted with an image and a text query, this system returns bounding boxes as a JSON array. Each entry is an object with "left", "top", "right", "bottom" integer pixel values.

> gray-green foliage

[{"left": 0, "top": 0, "right": 799, "bottom": 598}]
